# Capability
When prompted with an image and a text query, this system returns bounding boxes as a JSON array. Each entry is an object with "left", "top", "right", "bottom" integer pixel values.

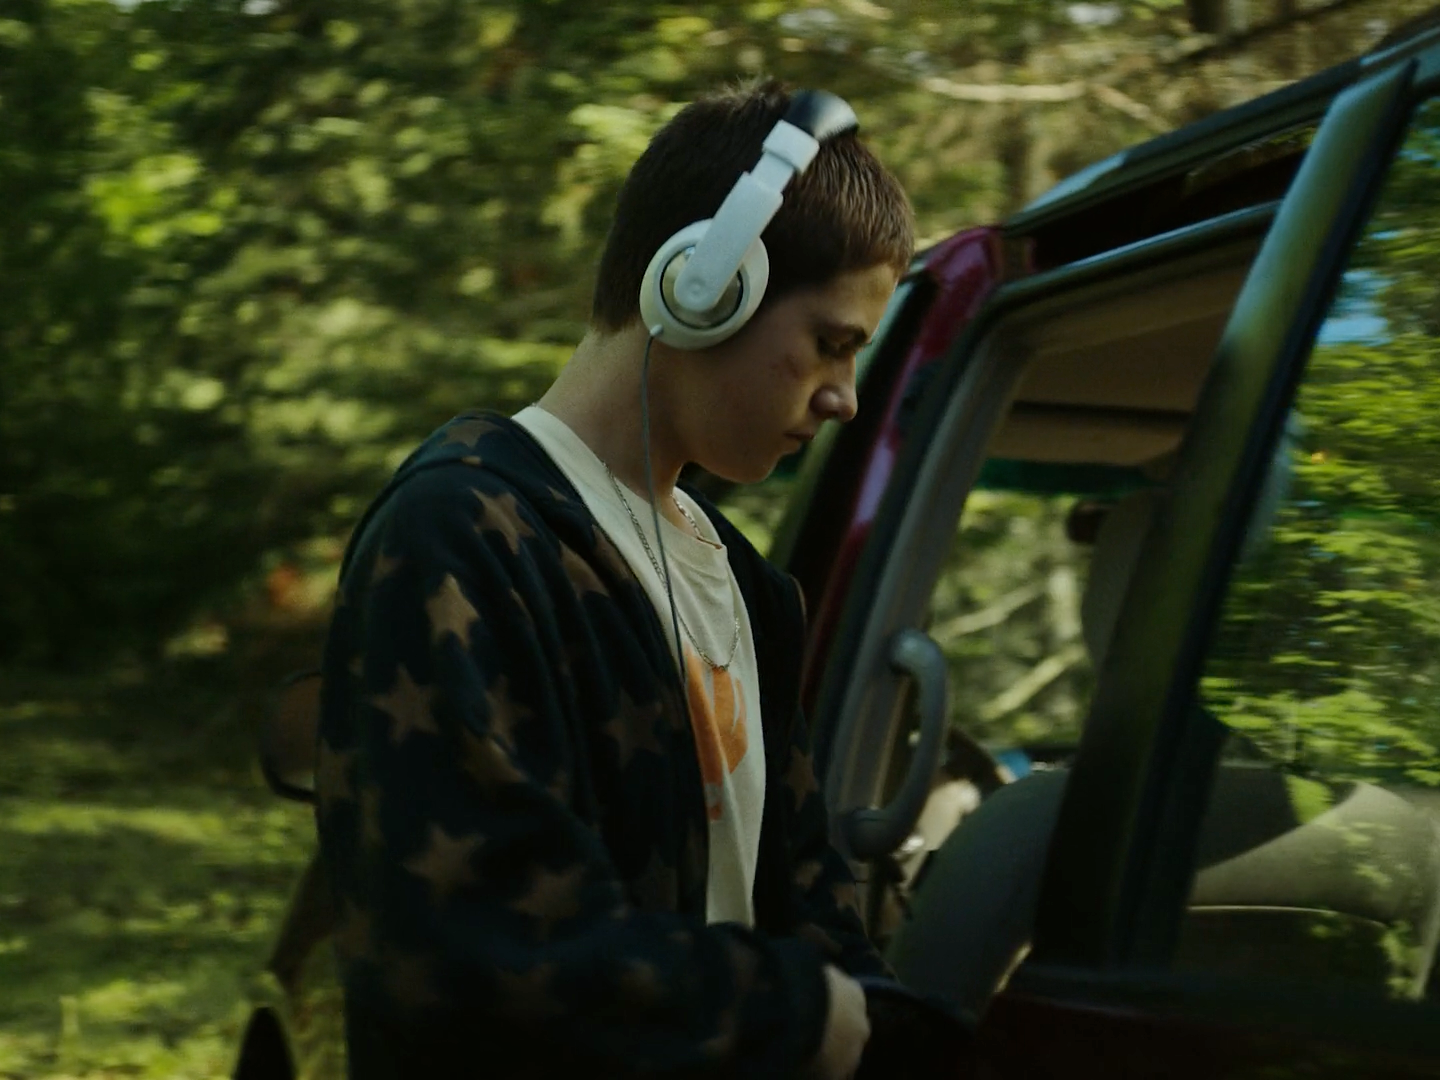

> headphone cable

[{"left": 640, "top": 334, "right": 686, "bottom": 681}]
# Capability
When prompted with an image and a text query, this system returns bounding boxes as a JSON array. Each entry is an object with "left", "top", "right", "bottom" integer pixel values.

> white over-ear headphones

[{"left": 638, "top": 89, "right": 860, "bottom": 350}]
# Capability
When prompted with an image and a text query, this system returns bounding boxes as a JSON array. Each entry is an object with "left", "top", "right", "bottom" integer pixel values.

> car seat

[{"left": 887, "top": 487, "right": 1440, "bottom": 1012}]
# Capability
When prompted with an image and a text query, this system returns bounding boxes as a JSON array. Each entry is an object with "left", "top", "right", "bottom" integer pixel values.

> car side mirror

[{"left": 259, "top": 668, "right": 321, "bottom": 804}]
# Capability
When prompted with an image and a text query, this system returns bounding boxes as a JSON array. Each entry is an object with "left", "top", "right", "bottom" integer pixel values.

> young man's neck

[{"left": 535, "top": 324, "right": 693, "bottom": 525}]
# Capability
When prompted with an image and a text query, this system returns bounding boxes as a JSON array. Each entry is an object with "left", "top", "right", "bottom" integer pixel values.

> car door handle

[{"left": 843, "top": 629, "right": 949, "bottom": 861}]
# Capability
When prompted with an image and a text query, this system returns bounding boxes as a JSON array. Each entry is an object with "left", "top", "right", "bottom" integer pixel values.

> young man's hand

[{"left": 806, "top": 965, "right": 871, "bottom": 1080}]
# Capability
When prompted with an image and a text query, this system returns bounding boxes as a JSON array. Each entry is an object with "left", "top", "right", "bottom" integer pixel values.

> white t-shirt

[{"left": 512, "top": 406, "right": 766, "bottom": 927}]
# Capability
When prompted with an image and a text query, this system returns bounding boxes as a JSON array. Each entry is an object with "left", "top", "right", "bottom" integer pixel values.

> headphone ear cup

[{"left": 639, "top": 220, "right": 769, "bottom": 350}]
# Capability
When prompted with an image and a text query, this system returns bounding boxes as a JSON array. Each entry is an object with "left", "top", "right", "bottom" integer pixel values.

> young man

[{"left": 315, "top": 81, "right": 914, "bottom": 1078}]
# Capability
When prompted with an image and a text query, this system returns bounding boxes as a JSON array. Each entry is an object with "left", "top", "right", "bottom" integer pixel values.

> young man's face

[{"left": 672, "top": 262, "right": 899, "bottom": 484}]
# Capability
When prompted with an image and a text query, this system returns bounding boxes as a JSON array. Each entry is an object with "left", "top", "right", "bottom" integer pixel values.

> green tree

[
  {"left": 5, "top": 0, "right": 1431, "bottom": 667},
  {"left": 1203, "top": 97, "right": 1440, "bottom": 790}
]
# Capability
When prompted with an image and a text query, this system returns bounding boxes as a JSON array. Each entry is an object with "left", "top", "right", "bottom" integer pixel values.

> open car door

[
  {"left": 811, "top": 37, "right": 1440, "bottom": 1080},
  {"left": 982, "top": 51, "right": 1440, "bottom": 1080}
]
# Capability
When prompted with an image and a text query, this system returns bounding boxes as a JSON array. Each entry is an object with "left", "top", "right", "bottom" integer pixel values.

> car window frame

[
  {"left": 1005, "top": 55, "right": 1430, "bottom": 1046},
  {"left": 811, "top": 201, "right": 1279, "bottom": 879},
  {"left": 1031, "top": 54, "right": 1420, "bottom": 974}
]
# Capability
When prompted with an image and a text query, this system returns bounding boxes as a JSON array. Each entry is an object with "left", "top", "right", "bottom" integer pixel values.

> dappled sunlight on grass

[
  {"left": 0, "top": 657, "right": 318, "bottom": 1079},
  {"left": 3, "top": 800, "right": 308, "bottom": 871}
]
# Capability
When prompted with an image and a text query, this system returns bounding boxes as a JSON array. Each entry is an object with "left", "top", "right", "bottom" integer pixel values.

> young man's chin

[{"left": 704, "top": 457, "right": 778, "bottom": 487}]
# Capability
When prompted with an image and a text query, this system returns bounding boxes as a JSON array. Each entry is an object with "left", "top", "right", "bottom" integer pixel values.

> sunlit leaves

[
  {"left": 5, "top": 0, "right": 1428, "bottom": 672},
  {"left": 1204, "top": 101, "right": 1440, "bottom": 791},
  {"left": 930, "top": 490, "right": 1094, "bottom": 747}
]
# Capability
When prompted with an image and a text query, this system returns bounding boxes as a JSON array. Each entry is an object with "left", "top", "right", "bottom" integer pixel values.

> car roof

[{"left": 1007, "top": 21, "right": 1440, "bottom": 237}]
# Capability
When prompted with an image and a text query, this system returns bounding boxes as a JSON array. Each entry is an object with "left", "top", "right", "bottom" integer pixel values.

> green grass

[{"left": 0, "top": 639, "right": 320, "bottom": 1079}]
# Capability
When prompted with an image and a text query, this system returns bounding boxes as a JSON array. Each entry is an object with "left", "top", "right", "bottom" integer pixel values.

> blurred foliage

[
  {"left": 1203, "top": 96, "right": 1440, "bottom": 791},
  {"left": 1182, "top": 99, "right": 1440, "bottom": 988},
  {"left": 3, "top": 0, "right": 1432, "bottom": 665},
  {"left": 928, "top": 490, "right": 1094, "bottom": 749}
]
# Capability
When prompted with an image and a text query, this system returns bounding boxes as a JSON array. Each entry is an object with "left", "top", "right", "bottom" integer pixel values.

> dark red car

[{"left": 239, "top": 22, "right": 1440, "bottom": 1079}]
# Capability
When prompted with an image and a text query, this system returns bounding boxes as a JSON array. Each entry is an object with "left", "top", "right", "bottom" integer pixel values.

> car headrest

[
  {"left": 1081, "top": 488, "right": 1163, "bottom": 669},
  {"left": 1077, "top": 414, "right": 1301, "bottom": 669}
]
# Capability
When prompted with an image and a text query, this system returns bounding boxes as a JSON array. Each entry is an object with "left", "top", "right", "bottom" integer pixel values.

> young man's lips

[{"left": 787, "top": 432, "right": 815, "bottom": 444}]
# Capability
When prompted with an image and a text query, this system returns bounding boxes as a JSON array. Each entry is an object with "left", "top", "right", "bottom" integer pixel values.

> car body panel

[
  {"left": 777, "top": 227, "right": 1007, "bottom": 719},
  {"left": 978, "top": 985, "right": 1440, "bottom": 1079}
]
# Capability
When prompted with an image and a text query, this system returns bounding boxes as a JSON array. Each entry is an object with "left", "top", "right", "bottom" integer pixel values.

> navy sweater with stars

[{"left": 315, "top": 412, "right": 888, "bottom": 1078}]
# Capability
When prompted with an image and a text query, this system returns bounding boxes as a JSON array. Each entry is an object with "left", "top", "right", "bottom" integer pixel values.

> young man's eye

[{"left": 818, "top": 339, "right": 848, "bottom": 359}]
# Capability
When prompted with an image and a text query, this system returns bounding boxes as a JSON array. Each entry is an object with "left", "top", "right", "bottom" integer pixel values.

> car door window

[
  {"left": 929, "top": 484, "right": 1094, "bottom": 758},
  {"left": 1175, "top": 96, "right": 1440, "bottom": 1003},
  {"left": 872, "top": 474, "right": 1126, "bottom": 942},
  {"left": 839, "top": 215, "right": 1268, "bottom": 955}
]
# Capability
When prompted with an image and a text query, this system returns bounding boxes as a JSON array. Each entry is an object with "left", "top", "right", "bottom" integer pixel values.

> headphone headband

[{"left": 783, "top": 89, "right": 860, "bottom": 141}]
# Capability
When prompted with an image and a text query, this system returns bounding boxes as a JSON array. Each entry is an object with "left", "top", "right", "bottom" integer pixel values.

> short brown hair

[{"left": 591, "top": 80, "right": 914, "bottom": 332}]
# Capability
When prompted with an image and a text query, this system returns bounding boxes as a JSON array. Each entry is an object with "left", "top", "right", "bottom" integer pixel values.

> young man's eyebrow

[{"left": 814, "top": 319, "right": 872, "bottom": 347}]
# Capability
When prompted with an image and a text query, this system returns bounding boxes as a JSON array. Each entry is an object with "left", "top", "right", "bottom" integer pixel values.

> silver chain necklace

[{"left": 604, "top": 466, "right": 741, "bottom": 671}]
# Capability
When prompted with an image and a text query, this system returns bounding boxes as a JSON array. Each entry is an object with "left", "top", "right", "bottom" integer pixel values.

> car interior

[
  {"left": 885, "top": 479, "right": 1440, "bottom": 1011},
  {"left": 840, "top": 215, "right": 1440, "bottom": 1016}
]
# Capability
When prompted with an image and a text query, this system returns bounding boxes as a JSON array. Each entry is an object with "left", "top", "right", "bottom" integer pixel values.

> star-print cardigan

[{"left": 316, "top": 411, "right": 888, "bottom": 1079}]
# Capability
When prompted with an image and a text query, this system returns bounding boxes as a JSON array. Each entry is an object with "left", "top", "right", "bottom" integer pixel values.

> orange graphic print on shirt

[{"left": 684, "top": 649, "right": 748, "bottom": 822}]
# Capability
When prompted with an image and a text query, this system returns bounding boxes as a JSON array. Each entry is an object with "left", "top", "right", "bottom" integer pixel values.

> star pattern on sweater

[
  {"left": 484, "top": 674, "right": 531, "bottom": 750},
  {"left": 370, "top": 551, "right": 403, "bottom": 587},
  {"left": 512, "top": 862, "right": 585, "bottom": 940},
  {"left": 786, "top": 745, "right": 820, "bottom": 815},
  {"left": 403, "top": 823, "right": 484, "bottom": 903},
  {"left": 440, "top": 416, "right": 499, "bottom": 449},
  {"left": 591, "top": 530, "right": 631, "bottom": 579},
  {"left": 472, "top": 489, "right": 536, "bottom": 556},
  {"left": 546, "top": 767, "right": 570, "bottom": 803},
  {"left": 797, "top": 923, "right": 842, "bottom": 959},
  {"left": 603, "top": 688, "right": 664, "bottom": 769},
  {"left": 425, "top": 573, "right": 478, "bottom": 649},
  {"left": 505, "top": 586, "right": 529, "bottom": 621},
  {"left": 701, "top": 1004, "right": 738, "bottom": 1059},
  {"left": 459, "top": 728, "right": 524, "bottom": 792},
  {"left": 794, "top": 858, "right": 824, "bottom": 892},
  {"left": 371, "top": 663, "right": 436, "bottom": 744},
  {"left": 559, "top": 543, "right": 607, "bottom": 600}
]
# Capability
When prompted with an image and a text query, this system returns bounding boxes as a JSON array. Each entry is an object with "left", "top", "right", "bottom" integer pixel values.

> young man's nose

[{"left": 813, "top": 380, "right": 858, "bottom": 424}]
